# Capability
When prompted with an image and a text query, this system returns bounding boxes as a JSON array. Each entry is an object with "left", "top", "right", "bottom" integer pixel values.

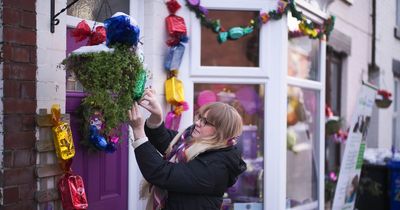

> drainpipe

[{"left": 368, "top": 0, "right": 379, "bottom": 81}]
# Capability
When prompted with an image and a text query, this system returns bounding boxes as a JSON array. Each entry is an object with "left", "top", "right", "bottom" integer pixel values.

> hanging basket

[{"left": 375, "top": 98, "right": 392, "bottom": 108}]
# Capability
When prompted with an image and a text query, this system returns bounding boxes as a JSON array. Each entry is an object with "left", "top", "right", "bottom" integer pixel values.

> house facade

[{"left": 4, "top": 0, "right": 399, "bottom": 210}]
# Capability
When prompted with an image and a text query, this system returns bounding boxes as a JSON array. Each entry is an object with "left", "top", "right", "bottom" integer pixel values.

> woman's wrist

[
  {"left": 147, "top": 114, "right": 163, "bottom": 127},
  {"left": 132, "top": 129, "right": 146, "bottom": 140}
]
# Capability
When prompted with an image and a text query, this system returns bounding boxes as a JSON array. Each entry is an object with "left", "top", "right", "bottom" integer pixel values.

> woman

[{"left": 128, "top": 89, "right": 247, "bottom": 210}]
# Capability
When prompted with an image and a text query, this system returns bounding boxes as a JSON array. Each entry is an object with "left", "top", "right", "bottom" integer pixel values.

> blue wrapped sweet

[
  {"left": 164, "top": 43, "right": 185, "bottom": 71},
  {"left": 89, "top": 125, "right": 108, "bottom": 150},
  {"left": 104, "top": 12, "right": 140, "bottom": 47}
]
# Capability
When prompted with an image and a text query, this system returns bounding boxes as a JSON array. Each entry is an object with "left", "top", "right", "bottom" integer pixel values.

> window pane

[
  {"left": 194, "top": 83, "right": 265, "bottom": 209},
  {"left": 288, "top": 14, "right": 320, "bottom": 81},
  {"left": 287, "top": 86, "right": 319, "bottom": 208},
  {"left": 201, "top": 10, "right": 260, "bottom": 67},
  {"left": 397, "top": 0, "right": 400, "bottom": 26},
  {"left": 328, "top": 60, "right": 341, "bottom": 115},
  {"left": 67, "top": 0, "right": 129, "bottom": 22},
  {"left": 66, "top": 27, "right": 85, "bottom": 91},
  {"left": 395, "top": 80, "right": 399, "bottom": 112}
]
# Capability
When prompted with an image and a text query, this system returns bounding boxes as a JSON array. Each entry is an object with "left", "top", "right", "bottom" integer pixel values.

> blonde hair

[{"left": 195, "top": 102, "right": 243, "bottom": 146}]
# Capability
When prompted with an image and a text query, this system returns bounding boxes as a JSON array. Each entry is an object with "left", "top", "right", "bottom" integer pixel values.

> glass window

[
  {"left": 201, "top": 10, "right": 260, "bottom": 67},
  {"left": 397, "top": 0, "right": 400, "bottom": 26},
  {"left": 194, "top": 83, "right": 265, "bottom": 209},
  {"left": 286, "top": 86, "right": 319, "bottom": 209},
  {"left": 288, "top": 13, "right": 320, "bottom": 81},
  {"left": 326, "top": 50, "right": 342, "bottom": 115},
  {"left": 393, "top": 79, "right": 400, "bottom": 150},
  {"left": 66, "top": 27, "right": 85, "bottom": 91},
  {"left": 67, "top": 0, "right": 129, "bottom": 22},
  {"left": 325, "top": 49, "right": 343, "bottom": 174}
]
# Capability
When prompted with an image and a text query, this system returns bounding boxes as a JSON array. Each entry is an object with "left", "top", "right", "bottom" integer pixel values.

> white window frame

[
  {"left": 65, "top": 1, "right": 144, "bottom": 210},
  {"left": 286, "top": 1, "right": 326, "bottom": 209},
  {"left": 182, "top": 1, "right": 289, "bottom": 209},
  {"left": 189, "top": 0, "right": 278, "bottom": 78}
]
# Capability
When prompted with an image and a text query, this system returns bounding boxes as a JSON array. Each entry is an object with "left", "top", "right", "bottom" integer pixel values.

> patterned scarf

[
  {"left": 142, "top": 125, "right": 235, "bottom": 210},
  {"left": 151, "top": 126, "right": 193, "bottom": 210}
]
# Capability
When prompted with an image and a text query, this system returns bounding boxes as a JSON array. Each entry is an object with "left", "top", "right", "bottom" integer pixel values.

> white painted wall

[
  {"left": 328, "top": 0, "right": 371, "bottom": 127},
  {"left": 36, "top": 0, "right": 66, "bottom": 113},
  {"left": 328, "top": 0, "right": 400, "bottom": 149},
  {"left": 373, "top": 0, "right": 400, "bottom": 149}
]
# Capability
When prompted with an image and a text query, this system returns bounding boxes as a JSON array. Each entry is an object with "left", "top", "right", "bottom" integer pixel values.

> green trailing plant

[{"left": 62, "top": 44, "right": 146, "bottom": 150}]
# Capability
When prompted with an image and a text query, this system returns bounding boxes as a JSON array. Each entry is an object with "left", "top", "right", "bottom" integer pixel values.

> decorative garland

[
  {"left": 63, "top": 13, "right": 147, "bottom": 153},
  {"left": 163, "top": 0, "right": 189, "bottom": 131},
  {"left": 185, "top": 0, "right": 335, "bottom": 43}
]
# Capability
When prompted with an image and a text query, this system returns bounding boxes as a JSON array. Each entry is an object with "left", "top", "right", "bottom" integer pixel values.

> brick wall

[{"left": 1, "top": 0, "right": 37, "bottom": 209}]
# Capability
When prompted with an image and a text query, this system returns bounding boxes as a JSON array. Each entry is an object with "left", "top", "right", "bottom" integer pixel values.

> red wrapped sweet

[
  {"left": 71, "top": 20, "right": 106, "bottom": 46},
  {"left": 166, "top": 0, "right": 181, "bottom": 14},
  {"left": 166, "top": 15, "right": 187, "bottom": 38},
  {"left": 58, "top": 173, "right": 88, "bottom": 210}
]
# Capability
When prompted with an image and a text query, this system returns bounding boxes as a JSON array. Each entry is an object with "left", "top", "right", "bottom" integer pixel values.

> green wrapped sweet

[
  {"left": 218, "top": 32, "right": 228, "bottom": 43},
  {"left": 228, "top": 27, "right": 244, "bottom": 40}
]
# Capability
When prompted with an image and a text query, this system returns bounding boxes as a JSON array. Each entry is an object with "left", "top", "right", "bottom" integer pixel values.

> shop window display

[
  {"left": 194, "top": 83, "right": 265, "bottom": 209},
  {"left": 286, "top": 86, "right": 320, "bottom": 208}
]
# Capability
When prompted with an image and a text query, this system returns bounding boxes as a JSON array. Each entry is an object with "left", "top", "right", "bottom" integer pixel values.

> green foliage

[{"left": 63, "top": 44, "right": 146, "bottom": 149}]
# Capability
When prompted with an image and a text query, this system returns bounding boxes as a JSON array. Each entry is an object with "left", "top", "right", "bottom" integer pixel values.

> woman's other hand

[
  {"left": 139, "top": 88, "right": 163, "bottom": 125},
  {"left": 128, "top": 102, "right": 146, "bottom": 139}
]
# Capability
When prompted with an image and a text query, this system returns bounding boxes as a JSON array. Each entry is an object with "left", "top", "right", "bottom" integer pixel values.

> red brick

[
  {"left": 3, "top": 186, "right": 19, "bottom": 204},
  {"left": 4, "top": 131, "right": 36, "bottom": 150},
  {"left": 18, "top": 0, "right": 36, "bottom": 13},
  {"left": 2, "top": 8, "right": 20, "bottom": 26},
  {"left": 22, "top": 115, "right": 36, "bottom": 131},
  {"left": 3, "top": 80, "right": 21, "bottom": 98},
  {"left": 3, "top": 151, "right": 14, "bottom": 168},
  {"left": 2, "top": 200, "right": 36, "bottom": 210},
  {"left": 30, "top": 47, "right": 37, "bottom": 63},
  {"left": 21, "top": 11, "right": 36, "bottom": 29},
  {"left": 19, "top": 183, "right": 35, "bottom": 200},
  {"left": 4, "top": 115, "right": 22, "bottom": 132},
  {"left": 3, "top": 27, "right": 36, "bottom": 46},
  {"left": 3, "top": 0, "right": 35, "bottom": 12},
  {"left": 21, "top": 81, "right": 36, "bottom": 99},
  {"left": 3, "top": 98, "right": 36, "bottom": 114},
  {"left": 13, "top": 150, "right": 35, "bottom": 168},
  {"left": 2, "top": 0, "right": 19, "bottom": 8},
  {"left": 3, "top": 167, "right": 35, "bottom": 186},
  {"left": 3, "top": 63, "right": 36, "bottom": 80},
  {"left": 2, "top": 44, "right": 13, "bottom": 61},
  {"left": 12, "top": 46, "right": 31, "bottom": 63}
]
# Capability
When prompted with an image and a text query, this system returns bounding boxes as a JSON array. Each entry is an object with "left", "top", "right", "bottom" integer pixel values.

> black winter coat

[{"left": 134, "top": 123, "right": 247, "bottom": 210}]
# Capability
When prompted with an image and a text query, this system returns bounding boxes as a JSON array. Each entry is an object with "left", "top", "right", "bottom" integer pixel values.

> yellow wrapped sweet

[
  {"left": 52, "top": 122, "right": 75, "bottom": 160},
  {"left": 51, "top": 104, "right": 75, "bottom": 160},
  {"left": 165, "top": 76, "right": 185, "bottom": 105}
]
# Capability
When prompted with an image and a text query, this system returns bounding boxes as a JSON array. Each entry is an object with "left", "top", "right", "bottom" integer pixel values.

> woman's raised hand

[
  {"left": 128, "top": 102, "right": 146, "bottom": 139},
  {"left": 139, "top": 88, "right": 163, "bottom": 125}
]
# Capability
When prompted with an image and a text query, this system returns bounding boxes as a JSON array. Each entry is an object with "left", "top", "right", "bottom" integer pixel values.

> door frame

[{"left": 65, "top": 1, "right": 145, "bottom": 209}]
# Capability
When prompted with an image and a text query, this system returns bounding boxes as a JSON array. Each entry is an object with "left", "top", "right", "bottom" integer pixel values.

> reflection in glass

[
  {"left": 66, "top": 28, "right": 85, "bottom": 91},
  {"left": 67, "top": 0, "right": 129, "bottom": 22},
  {"left": 194, "top": 83, "right": 265, "bottom": 209},
  {"left": 201, "top": 10, "right": 260, "bottom": 67},
  {"left": 287, "top": 13, "right": 320, "bottom": 81},
  {"left": 286, "top": 86, "right": 319, "bottom": 208}
]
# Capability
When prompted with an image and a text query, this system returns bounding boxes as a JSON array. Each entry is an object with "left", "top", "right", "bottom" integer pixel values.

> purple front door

[{"left": 66, "top": 28, "right": 128, "bottom": 210}]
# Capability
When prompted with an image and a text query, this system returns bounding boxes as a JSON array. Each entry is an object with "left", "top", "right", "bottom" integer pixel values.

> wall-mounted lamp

[{"left": 50, "top": 0, "right": 81, "bottom": 33}]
